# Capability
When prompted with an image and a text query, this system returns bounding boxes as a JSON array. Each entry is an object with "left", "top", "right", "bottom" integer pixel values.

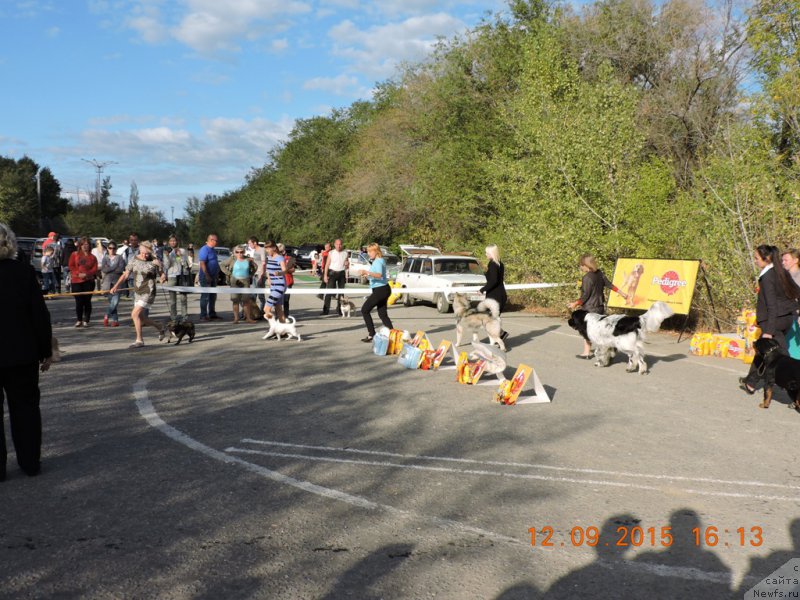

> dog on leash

[
  {"left": 164, "top": 320, "right": 195, "bottom": 345},
  {"left": 340, "top": 296, "right": 357, "bottom": 318},
  {"left": 453, "top": 293, "right": 506, "bottom": 351},
  {"left": 567, "top": 301, "right": 674, "bottom": 374},
  {"left": 750, "top": 337, "right": 800, "bottom": 411},
  {"left": 262, "top": 315, "right": 301, "bottom": 341}
]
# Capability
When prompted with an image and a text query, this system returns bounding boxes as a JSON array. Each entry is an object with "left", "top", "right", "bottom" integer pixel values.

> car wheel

[
  {"left": 436, "top": 292, "right": 451, "bottom": 313},
  {"left": 403, "top": 287, "right": 415, "bottom": 307}
]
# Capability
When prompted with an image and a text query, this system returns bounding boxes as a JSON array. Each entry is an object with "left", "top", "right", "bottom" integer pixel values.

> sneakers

[
  {"left": 199, "top": 316, "right": 210, "bottom": 322},
  {"left": 111, "top": 321, "right": 120, "bottom": 327},
  {"left": 74, "top": 321, "right": 83, "bottom": 328},
  {"left": 103, "top": 315, "right": 109, "bottom": 327},
  {"left": 129, "top": 341, "right": 145, "bottom": 349},
  {"left": 209, "top": 315, "right": 223, "bottom": 321},
  {"left": 82, "top": 321, "right": 89, "bottom": 327}
]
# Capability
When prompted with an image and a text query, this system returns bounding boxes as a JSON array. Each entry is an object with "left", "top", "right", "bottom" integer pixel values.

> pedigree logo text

[{"left": 652, "top": 271, "right": 688, "bottom": 296}]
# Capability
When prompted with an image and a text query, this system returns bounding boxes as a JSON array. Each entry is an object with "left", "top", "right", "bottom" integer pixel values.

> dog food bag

[
  {"left": 741, "top": 347, "right": 755, "bottom": 364},
  {"left": 494, "top": 379, "right": 514, "bottom": 404},
  {"left": 397, "top": 345, "right": 424, "bottom": 369},
  {"left": 419, "top": 349, "right": 435, "bottom": 371},
  {"left": 387, "top": 329, "right": 405, "bottom": 355},
  {"left": 373, "top": 333, "right": 390, "bottom": 356},
  {"left": 726, "top": 339, "right": 743, "bottom": 359},
  {"left": 736, "top": 316, "right": 747, "bottom": 339}
]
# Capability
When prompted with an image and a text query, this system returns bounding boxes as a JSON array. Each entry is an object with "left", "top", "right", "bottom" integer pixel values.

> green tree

[{"left": 748, "top": 0, "right": 800, "bottom": 160}]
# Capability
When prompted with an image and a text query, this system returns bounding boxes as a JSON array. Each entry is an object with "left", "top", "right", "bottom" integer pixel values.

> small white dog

[
  {"left": 262, "top": 315, "right": 301, "bottom": 341},
  {"left": 340, "top": 296, "right": 357, "bottom": 318}
]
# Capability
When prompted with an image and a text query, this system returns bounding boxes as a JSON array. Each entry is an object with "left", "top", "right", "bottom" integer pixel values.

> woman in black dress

[
  {"left": 568, "top": 254, "right": 627, "bottom": 359},
  {"left": 0, "top": 223, "right": 52, "bottom": 481},
  {"left": 740, "top": 245, "right": 800, "bottom": 393},
  {"left": 480, "top": 244, "right": 509, "bottom": 342}
]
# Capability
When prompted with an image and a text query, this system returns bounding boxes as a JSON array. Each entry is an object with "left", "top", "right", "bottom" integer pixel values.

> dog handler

[
  {"left": 360, "top": 243, "right": 394, "bottom": 343},
  {"left": 480, "top": 244, "right": 509, "bottom": 344},
  {"left": 740, "top": 244, "right": 800, "bottom": 394},
  {"left": 568, "top": 253, "right": 627, "bottom": 359},
  {"left": 110, "top": 241, "right": 166, "bottom": 349},
  {"left": 264, "top": 241, "right": 287, "bottom": 322}
]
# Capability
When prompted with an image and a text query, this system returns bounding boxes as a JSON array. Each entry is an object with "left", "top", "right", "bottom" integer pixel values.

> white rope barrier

[{"left": 161, "top": 282, "right": 568, "bottom": 296}]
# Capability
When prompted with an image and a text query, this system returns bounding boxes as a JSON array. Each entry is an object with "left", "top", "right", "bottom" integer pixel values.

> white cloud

[
  {"left": 303, "top": 74, "right": 360, "bottom": 96},
  {"left": 46, "top": 26, "right": 60, "bottom": 37},
  {"left": 270, "top": 38, "right": 289, "bottom": 52},
  {"left": 321, "top": 0, "right": 360, "bottom": 7},
  {"left": 126, "top": 3, "right": 169, "bottom": 44},
  {"left": 329, "top": 13, "right": 465, "bottom": 78},
  {"left": 124, "top": 0, "right": 312, "bottom": 55},
  {"left": 73, "top": 116, "right": 294, "bottom": 184}
]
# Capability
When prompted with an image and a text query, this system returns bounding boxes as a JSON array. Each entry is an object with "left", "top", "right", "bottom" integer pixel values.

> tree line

[{"left": 181, "top": 0, "right": 800, "bottom": 324}]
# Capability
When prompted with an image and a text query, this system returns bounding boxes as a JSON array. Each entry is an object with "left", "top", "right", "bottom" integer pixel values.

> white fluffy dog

[
  {"left": 453, "top": 293, "right": 506, "bottom": 351},
  {"left": 567, "top": 301, "right": 674, "bottom": 374},
  {"left": 262, "top": 315, "right": 301, "bottom": 341}
]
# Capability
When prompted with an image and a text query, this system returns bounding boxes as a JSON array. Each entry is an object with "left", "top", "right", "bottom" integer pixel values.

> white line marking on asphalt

[
  {"left": 135, "top": 351, "right": 750, "bottom": 586},
  {"left": 237, "top": 439, "right": 800, "bottom": 491},
  {"left": 134, "top": 381, "right": 520, "bottom": 545},
  {"left": 224, "top": 447, "right": 800, "bottom": 502}
]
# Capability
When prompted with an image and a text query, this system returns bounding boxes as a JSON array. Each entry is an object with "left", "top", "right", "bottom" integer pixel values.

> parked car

[
  {"left": 293, "top": 244, "right": 323, "bottom": 270},
  {"left": 346, "top": 247, "right": 401, "bottom": 283},
  {"left": 30, "top": 238, "right": 48, "bottom": 275},
  {"left": 395, "top": 246, "right": 486, "bottom": 313},
  {"left": 16, "top": 237, "right": 37, "bottom": 268},
  {"left": 346, "top": 249, "right": 370, "bottom": 283}
]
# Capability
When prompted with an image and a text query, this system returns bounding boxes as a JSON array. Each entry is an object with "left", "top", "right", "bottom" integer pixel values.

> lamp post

[
  {"left": 81, "top": 158, "right": 118, "bottom": 201},
  {"left": 35, "top": 168, "right": 42, "bottom": 235}
]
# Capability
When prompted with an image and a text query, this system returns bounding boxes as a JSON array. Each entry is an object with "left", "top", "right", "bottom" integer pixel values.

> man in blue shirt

[{"left": 198, "top": 233, "right": 222, "bottom": 321}]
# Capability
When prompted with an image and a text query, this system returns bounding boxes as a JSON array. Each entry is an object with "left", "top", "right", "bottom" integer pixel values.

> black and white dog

[{"left": 567, "top": 301, "right": 674, "bottom": 374}]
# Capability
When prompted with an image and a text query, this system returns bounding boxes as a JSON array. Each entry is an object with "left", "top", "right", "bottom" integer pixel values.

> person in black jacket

[
  {"left": 568, "top": 254, "right": 627, "bottom": 359},
  {"left": 0, "top": 223, "right": 52, "bottom": 481},
  {"left": 479, "top": 244, "right": 509, "bottom": 342},
  {"left": 741, "top": 244, "right": 800, "bottom": 394}
]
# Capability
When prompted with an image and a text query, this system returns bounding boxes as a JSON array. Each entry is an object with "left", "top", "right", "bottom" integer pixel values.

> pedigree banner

[{"left": 608, "top": 258, "right": 700, "bottom": 315}]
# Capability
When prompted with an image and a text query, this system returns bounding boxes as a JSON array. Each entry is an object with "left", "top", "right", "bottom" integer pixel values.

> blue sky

[{"left": 1, "top": 0, "right": 505, "bottom": 220}]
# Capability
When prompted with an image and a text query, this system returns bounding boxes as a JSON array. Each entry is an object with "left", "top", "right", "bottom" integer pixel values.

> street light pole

[
  {"left": 81, "top": 158, "right": 118, "bottom": 201},
  {"left": 35, "top": 168, "right": 42, "bottom": 235}
]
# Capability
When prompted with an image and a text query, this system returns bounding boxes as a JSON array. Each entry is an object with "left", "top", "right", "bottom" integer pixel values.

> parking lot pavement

[{"left": 1, "top": 290, "right": 795, "bottom": 598}]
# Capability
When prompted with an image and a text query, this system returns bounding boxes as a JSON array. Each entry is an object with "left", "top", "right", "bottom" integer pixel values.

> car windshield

[{"left": 433, "top": 259, "right": 482, "bottom": 275}]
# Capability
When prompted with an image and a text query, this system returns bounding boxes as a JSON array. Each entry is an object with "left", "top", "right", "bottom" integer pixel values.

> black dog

[
  {"left": 165, "top": 320, "right": 195, "bottom": 345},
  {"left": 751, "top": 337, "right": 800, "bottom": 411}
]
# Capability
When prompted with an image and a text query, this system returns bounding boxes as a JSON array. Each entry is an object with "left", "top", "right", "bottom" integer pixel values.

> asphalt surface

[{"left": 2, "top": 287, "right": 798, "bottom": 599}]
